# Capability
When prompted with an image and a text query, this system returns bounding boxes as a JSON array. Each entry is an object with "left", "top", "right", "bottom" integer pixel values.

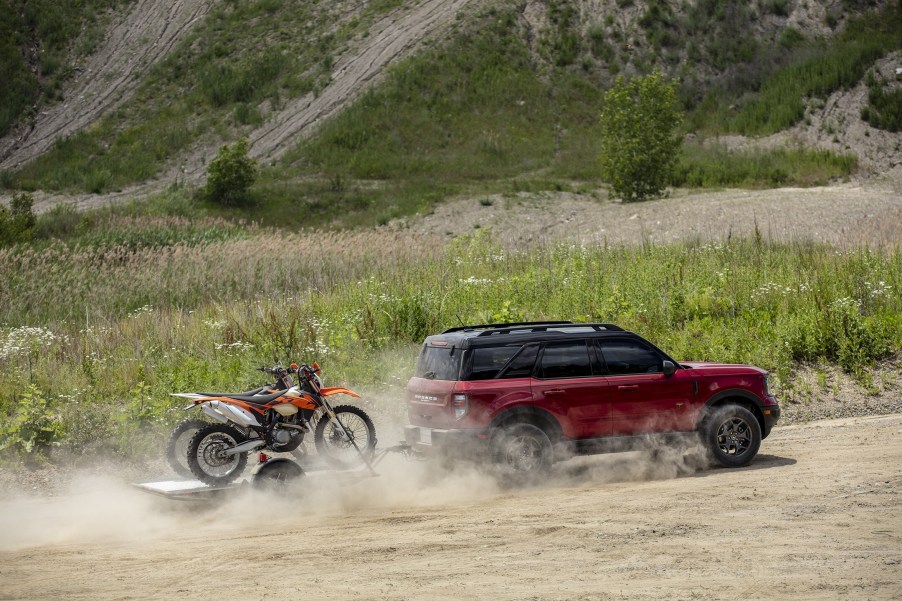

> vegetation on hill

[
  {"left": 0, "top": 0, "right": 129, "bottom": 137},
  {"left": 0, "top": 1, "right": 893, "bottom": 224},
  {"left": 10, "top": 0, "right": 406, "bottom": 194}
]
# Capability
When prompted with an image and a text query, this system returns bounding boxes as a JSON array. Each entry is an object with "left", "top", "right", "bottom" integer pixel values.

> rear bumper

[{"left": 404, "top": 425, "right": 490, "bottom": 457}]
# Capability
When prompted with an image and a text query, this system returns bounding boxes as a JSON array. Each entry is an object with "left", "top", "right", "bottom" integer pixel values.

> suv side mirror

[{"left": 662, "top": 360, "right": 676, "bottom": 377}]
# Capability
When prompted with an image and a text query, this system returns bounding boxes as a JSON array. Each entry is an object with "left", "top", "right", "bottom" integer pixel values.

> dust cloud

[{"left": 0, "top": 420, "right": 711, "bottom": 552}]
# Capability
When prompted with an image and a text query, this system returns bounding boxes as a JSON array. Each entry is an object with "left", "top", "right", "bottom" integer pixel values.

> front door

[{"left": 597, "top": 338, "right": 694, "bottom": 435}]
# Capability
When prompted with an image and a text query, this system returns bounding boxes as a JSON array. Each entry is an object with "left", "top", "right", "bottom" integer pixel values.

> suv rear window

[{"left": 415, "top": 346, "right": 461, "bottom": 380}]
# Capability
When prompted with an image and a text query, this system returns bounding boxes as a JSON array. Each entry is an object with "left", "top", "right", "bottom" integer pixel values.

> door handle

[
  {"left": 543, "top": 389, "right": 566, "bottom": 396},
  {"left": 617, "top": 385, "right": 639, "bottom": 391}
]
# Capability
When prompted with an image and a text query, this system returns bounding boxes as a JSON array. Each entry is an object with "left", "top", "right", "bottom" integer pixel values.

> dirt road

[{"left": 1, "top": 414, "right": 900, "bottom": 600}]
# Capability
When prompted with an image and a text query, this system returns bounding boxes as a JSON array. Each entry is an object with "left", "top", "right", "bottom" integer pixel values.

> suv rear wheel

[
  {"left": 704, "top": 405, "right": 762, "bottom": 468},
  {"left": 492, "top": 423, "right": 553, "bottom": 475}
]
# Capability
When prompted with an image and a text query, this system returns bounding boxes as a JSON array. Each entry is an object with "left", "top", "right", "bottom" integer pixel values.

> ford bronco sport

[{"left": 404, "top": 322, "right": 780, "bottom": 473}]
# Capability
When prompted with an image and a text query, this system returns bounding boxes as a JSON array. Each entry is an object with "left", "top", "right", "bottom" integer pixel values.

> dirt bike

[{"left": 169, "top": 362, "right": 377, "bottom": 486}]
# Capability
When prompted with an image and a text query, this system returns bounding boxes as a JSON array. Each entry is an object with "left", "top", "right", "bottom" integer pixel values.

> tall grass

[
  {"left": 1, "top": 227, "right": 899, "bottom": 458},
  {"left": 675, "top": 144, "right": 858, "bottom": 188}
]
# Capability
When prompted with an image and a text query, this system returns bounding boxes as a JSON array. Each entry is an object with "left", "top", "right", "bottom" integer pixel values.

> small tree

[
  {"left": 205, "top": 138, "right": 258, "bottom": 207},
  {"left": 0, "top": 192, "right": 36, "bottom": 246},
  {"left": 599, "top": 70, "right": 683, "bottom": 202}
]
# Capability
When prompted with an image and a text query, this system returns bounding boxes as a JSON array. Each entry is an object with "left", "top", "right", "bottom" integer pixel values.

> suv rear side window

[
  {"left": 539, "top": 341, "right": 592, "bottom": 379},
  {"left": 469, "top": 345, "right": 522, "bottom": 380},
  {"left": 415, "top": 346, "right": 461, "bottom": 380},
  {"left": 598, "top": 339, "right": 662, "bottom": 375}
]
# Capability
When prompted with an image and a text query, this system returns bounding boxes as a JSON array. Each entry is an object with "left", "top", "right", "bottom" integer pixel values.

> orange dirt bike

[{"left": 168, "top": 363, "right": 377, "bottom": 486}]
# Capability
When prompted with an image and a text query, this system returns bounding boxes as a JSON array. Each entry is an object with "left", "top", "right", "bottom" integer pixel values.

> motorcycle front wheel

[
  {"left": 313, "top": 405, "right": 377, "bottom": 469},
  {"left": 187, "top": 424, "right": 248, "bottom": 486}
]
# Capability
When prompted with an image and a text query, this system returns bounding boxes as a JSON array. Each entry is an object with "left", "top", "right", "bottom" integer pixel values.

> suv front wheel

[
  {"left": 703, "top": 405, "right": 762, "bottom": 468},
  {"left": 491, "top": 423, "right": 553, "bottom": 475}
]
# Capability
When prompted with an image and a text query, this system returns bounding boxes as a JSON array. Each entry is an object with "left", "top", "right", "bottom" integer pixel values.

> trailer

[{"left": 135, "top": 444, "right": 416, "bottom": 502}]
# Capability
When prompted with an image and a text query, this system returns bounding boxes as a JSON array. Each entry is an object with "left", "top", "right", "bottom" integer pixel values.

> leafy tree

[
  {"left": 0, "top": 192, "right": 36, "bottom": 246},
  {"left": 205, "top": 138, "right": 258, "bottom": 207},
  {"left": 599, "top": 70, "right": 683, "bottom": 202}
]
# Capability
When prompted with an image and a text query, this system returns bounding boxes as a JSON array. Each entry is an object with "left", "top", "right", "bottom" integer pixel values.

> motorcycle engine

[{"left": 266, "top": 425, "right": 305, "bottom": 452}]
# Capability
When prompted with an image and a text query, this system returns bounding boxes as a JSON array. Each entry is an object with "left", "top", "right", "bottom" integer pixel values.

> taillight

[{"left": 452, "top": 394, "right": 468, "bottom": 420}]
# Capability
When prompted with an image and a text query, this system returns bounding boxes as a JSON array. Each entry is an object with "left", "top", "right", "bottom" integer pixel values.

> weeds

[{"left": 0, "top": 225, "right": 899, "bottom": 458}]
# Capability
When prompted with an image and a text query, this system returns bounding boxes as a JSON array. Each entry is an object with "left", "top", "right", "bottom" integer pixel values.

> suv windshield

[{"left": 415, "top": 346, "right": 461, "bottom": 380}]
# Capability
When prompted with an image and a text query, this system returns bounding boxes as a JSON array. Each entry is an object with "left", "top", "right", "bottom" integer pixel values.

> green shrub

[
  {"left": 599, "top": 70, "right": 683, "bottom": 201},
  {"left": 0, "top": 385, "right": 63, "bottom": 457},
  {"left": 0, "top": 192, "right": 36, "bottom": 246},
  {"left": 862, "top": 78, "right": 902, "bottom": 132},
  {"left": 205, "top": 138, "right": 258, "bottom": 207}
]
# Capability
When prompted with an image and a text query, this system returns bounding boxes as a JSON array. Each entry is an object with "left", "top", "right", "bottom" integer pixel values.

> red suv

[{"left": 404, "top": 322, "right": 780, "bottom": 473}]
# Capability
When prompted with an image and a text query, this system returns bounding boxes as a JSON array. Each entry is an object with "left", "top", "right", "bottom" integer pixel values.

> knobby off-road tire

[
  {"left": 165, "top": 419, "right": 207, "bottom": 478},
  {"left": 313, "top": 405, "right": 377, "bottom": 469},
  {"left": 491, "top": 423, "right": 554, "bottom": 477},
  {"left": 704, "top": 405, "right": 762, "bottom": 468},
  {"left": 254, "top": 458, "right": 305, "bottom": 492},
  {"left": 187, "top": 423, "right": 248, "bottom": 486}
]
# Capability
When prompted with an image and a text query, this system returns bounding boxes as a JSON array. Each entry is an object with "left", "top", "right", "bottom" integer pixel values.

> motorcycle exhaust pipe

[{"left": 223, "top": 439, "right": 266, "bottom": 456}]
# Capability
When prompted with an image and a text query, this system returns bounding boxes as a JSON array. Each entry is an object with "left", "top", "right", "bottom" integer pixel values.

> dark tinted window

[
  {"left": 415, "top": 346, "right": 461, "bottom": 380},
  {"left": 599, "top": 339, "right": 662, "bottom": 375},
  {"left": 539, "top": 341, "right": 592, "bottom": 379},
  {"left": 498, "top": 344, "right": 538, "bottom": 379},
  {"left": 469, "top": 346, "right": 522, "bottom": 380}
]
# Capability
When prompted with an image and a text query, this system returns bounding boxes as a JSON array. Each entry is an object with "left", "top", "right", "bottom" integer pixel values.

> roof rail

[
  {"left": 474, "top": 322, "right": 624, "bottom": 336},
  {"left": 442, "top": 321, "right": 574, "bottom": 334}
]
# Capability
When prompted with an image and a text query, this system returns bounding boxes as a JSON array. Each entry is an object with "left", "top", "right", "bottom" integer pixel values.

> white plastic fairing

[
  {"left": 274, "top": 403, "right": 298, "bottom": 416},
  {"left": 201, "top": 401, "right": 260, "bottom": 427}
]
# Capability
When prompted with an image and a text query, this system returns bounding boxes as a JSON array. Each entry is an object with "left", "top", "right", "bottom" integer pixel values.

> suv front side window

[
  {"left": 598, "top": 339, "right": 662, "bottom": 375},
  {"left": 539, "top": 341, "right": 593, "bottom": 379}
]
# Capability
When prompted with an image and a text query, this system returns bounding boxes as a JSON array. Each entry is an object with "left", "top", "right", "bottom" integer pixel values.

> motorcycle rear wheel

[
  {"left": 314, "top": 405, "right": 377, "bottom": 469},
  {"left": 165, "top": 419, "right": 207, "bottom": 478},
  {"left": 187, "top": 424, "right": 248, "bottom": 486}
]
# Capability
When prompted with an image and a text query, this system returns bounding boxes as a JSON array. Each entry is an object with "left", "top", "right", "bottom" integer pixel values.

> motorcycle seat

[{"left": 199, "top": 390, "right": 285, "bottom": 404}]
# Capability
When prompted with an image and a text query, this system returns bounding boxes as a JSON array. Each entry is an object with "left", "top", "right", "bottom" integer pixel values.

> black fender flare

[
  {"left": 698, "top": 389, "right": 766, "bottom": 433},
  {"left": 489, "top": 405, "right": 564, "bottom": 443}
]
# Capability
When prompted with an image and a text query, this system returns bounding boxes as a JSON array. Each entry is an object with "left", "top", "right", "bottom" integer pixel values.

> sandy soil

[
  {"left": 403, "top": 180, "right": 902, "bottom": 249},
  {"left": 0, "top": 414, "right": 899, "bottom": 600}
]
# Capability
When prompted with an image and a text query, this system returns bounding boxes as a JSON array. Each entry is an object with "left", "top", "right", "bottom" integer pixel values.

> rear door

[
  {"left": 597, "top": 338, "right": 694, "bottom": 435},
  {"left": 407, "top": 343, "right": 462, "bottom": 429},
  {"left": 531, "top": 340, "right": 611, "bottom": 439}
]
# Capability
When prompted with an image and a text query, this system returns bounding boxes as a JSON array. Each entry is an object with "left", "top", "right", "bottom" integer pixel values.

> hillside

[{"left": 0, "top": 0, "right": 898, "bottom": 213}]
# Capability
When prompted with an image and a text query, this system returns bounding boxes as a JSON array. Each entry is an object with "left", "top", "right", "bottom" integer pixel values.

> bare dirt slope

[
  {"left": 407, "top": 181, "right": 902, "bottom": 249},
  {"left": 247, "top": 0, "right": 476, "bottom": 166},
  {"left": 1, "top": 414, "right": 900, "bottom": 600},
  {"left": 0, "top": 0, "right": 218, "bottom": 171}
]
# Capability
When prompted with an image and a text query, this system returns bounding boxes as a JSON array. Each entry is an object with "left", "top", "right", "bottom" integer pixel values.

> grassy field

[{"left": 1, "top": 218, "right": 899, "bottom": 460}]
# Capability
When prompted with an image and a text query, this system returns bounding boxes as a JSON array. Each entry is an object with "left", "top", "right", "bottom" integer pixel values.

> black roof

[{"left": 428, "top": 321, "right": 632, "bottom": 348}]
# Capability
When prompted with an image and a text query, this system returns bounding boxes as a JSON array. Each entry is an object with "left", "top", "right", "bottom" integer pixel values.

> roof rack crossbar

[{"left": 442, "top": 321, "right": 574, "bottom": 334}]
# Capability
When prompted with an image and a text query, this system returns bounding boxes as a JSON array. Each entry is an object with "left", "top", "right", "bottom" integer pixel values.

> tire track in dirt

[
  {"left": 0, "top": 0, "right": 218, "bottom": 171},
  {"left": 246, "top": 0, "right": 475, "bottom": 164}
]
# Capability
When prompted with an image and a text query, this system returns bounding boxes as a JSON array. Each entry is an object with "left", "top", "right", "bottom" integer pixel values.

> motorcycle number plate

[{"left": 420, "top": 427, "right": 432, "bottom": 445}]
